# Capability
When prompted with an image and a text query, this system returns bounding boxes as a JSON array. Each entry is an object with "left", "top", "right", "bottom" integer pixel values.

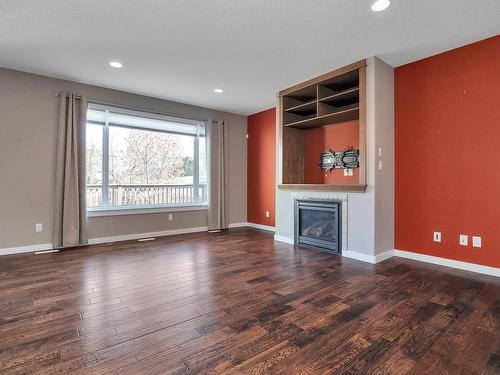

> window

[{"left": 86, "top": 104, "right": 207, "bottom": 212}]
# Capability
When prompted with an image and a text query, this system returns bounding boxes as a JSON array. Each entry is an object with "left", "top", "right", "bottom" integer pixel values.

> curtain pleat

[
  {"left": 53, "top": 94, "right": 88, "bottom": 248},
  {"left": 207, "top": 120, "right": 228, "bottom": 231}
]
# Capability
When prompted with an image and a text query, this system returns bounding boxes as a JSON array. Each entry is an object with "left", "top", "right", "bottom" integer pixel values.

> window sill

[{"left": 87, "top": 204, "right": 208, "bottom": 217}]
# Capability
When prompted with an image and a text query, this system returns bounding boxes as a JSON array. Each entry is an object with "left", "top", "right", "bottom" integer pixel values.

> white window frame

[{"left": 86, "top": 103, "right": 208, "bottom": 216}]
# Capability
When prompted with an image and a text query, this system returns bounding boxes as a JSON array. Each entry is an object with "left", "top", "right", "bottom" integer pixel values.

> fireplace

[{"left": 295, "top": 199, "right": 342, "bottom": 253}]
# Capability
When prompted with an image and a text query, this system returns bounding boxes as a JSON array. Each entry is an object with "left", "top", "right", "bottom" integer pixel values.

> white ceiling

[{"left": 1, "top": 1, "right": 499, "bottom": 115}]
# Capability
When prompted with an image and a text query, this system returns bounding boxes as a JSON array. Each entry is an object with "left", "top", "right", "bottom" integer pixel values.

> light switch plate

[
  {"left": 472, "top": 236, "right": 481, "bottom": 248},
  {"left": 459, "top": 234, "right": 468, "bottom": 246},
  {"left": 433, "top": 232, "right": 441, "bottom": 242}
]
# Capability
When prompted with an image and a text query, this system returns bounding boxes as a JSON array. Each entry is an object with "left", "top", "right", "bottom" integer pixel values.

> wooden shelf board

[
  {"left": 279, "top": 60, "right": 366, "bottom": 96},
  {"left": 284, "top": 106, "right": 359, "bottom": 129},
  {"left": 319, "top": 87, "right": 359, "bottom": 102},
  {"left": 278, "top": 184, "right": 367, "bottom": 192},
  {"left": 284, "top": 99, "right": 317, "bottom": 113}
]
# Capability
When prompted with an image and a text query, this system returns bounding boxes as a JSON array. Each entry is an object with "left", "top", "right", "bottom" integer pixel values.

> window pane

[
  {"left": 87, "top": 104, "right": 203, "bottom": 136},
  {"left": 108, "top": 126, "right": 196, "bottom": 206},
  {"left": 86, "top": 124, "right": 103, "bottom": 207},
  {"left": 198, "top": 135, "right": 208, "bottom": 203}
]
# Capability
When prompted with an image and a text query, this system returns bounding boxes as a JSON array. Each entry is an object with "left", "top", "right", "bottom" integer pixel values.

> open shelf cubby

[{"left": 277, "top": 60, "right": 367, "bottom": 191}]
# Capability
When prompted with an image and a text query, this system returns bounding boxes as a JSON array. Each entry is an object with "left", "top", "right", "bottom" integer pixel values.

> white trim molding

[
  {"left": 228, "top": 222, "right": 248, "bottom": 229},
  {"left": 342, "top": 250, "right": 395, "bottom": 264},
  {"left": 246, "top": 222, "right": 275, "bottom": 232},
  {"left": 341, "top": 250, "right": 375, "bottom": 263},
  {"left": 274, "top": 235, "right": 294, "bottom": 244},
  {"left": 228, "top": 222, "right": 276, "bottom": 232},
  {"left": 375, "top": 250, "right": 396, "bottom": 263},
  {"left": 341, "top": 250, "right": 395, "bottom": 264},
  {"left": 88, "top": 226, "right": 208, "bottom": 245},
  {"left": 394, "top": 250, "right": 500, "bottom": 278},
  {"left": 87, "top": 204, "right": 208, "bottom": 217},
  {"left": 0, "top": 243, "right": 53, "bottom": 256}
]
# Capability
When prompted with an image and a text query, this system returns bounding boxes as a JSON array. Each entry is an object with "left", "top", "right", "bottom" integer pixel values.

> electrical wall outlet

[
  {"left": 344, "top": 169, "right": 348, "bottom": 176},
  {"left": 433, "top": 232, "right": 441, "bottom": 242},
  {"left": 378, "top": 160, "right": 383, "bottom": 170},
  {"left": 265, "top": 210, "right": 270, "bottom": 218},
  {"left": 472, "top": 236, "right": 482, "bottom": 248},
  {"left": 348, "top": 169, "right": 354, "bottom": 176},
  {"left": 168, "top": 214, "right": 173, "bottom": 221},
  {"left": 378, "top": 147, "right": 383, "bottom": 157},
  {"left": 459, "top": 234, "right": 468, "bottom": 246},
  {"left": 35, "top": 223, "right": 43, "bottom": 232}
]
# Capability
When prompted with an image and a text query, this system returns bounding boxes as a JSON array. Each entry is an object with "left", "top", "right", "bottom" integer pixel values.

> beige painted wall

[{"left": 0, "top": 68, "right": 247, "bottom": 249}]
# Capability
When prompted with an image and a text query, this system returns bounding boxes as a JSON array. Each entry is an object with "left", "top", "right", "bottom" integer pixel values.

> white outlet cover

[
  {"left": 348, "top": 169, "right": 354, "bottom": 176},
  {"left": 343, "top": 169, "right": 348, "bottom": 176},
  {"left": 265, "top": 211, "right": 270, "bottom": 218},
  {"left": 378, "top": 160, "right": 383, "bottom": 170},
  {"left": 433, "top": 232, "right": 441, "bottom": 242},
  {"left": 459, "top": 234, "right": 468, "bottom": 246},
  {"left": 35, "top": 223, "right": 43, "bottom": 232},
  {"left": 472, "top": 236, "right": 481, "bottom": 248},
  {"left": 168, "top": 214, "right": 173, "bottom": 221},
  {"left": 378, "top": 147, "right": 383, "bottom": 157}
]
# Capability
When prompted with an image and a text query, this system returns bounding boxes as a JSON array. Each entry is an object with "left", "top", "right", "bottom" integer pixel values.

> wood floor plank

[{"left": 0, "top": 228, "right": 499, "bottom": 374}]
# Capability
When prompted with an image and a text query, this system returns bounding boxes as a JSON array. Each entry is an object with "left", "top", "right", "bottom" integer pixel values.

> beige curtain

[
  {"left": 207, "top": 120, "right": 228, "bottom": 231},
  {"left": 53, "top": 94, "right": 88, "bottom": 248}
]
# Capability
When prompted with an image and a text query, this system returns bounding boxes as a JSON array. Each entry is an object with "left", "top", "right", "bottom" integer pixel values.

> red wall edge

[
  {"left": 247, "top": 108, "right": 276, "bottom": 227},
  {"left": 395, "top": 35, "right": 500, "bottom": 268}
]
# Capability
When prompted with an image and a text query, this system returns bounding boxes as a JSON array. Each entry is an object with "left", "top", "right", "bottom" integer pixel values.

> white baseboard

[
  {"left": 0, "top": 243, "right": 53, "bottom": 256},
  {"left": 228, "top": 222, "right": 248, "bottom": 229},
  {"left": 274, "top": 235, "right": 294, "bottom": 244},
  {"left": 375, "top": 249, "right": 396, "bottom": 263},
  {"left": 394, "top": 249, "right": 500, "bottom": 278},
  {"left": 88, "top": 226, "right": 208, "bottom": 245},
  {"left": 341, "top": 250, "right": 379, "bottom": 264},
  {"left": 246, "top": 222, "right": 275, "bottom": 232},
  {"left": 342, "top": 250, "right": 395, "bottom": 264},
  {"left": 228, "top": 222, "right": 275, "bottom": 232}
]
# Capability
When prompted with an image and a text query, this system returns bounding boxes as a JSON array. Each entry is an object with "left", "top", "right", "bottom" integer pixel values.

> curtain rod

[{"left": 54, "top": 92, "right": 209, "bottom": 124}]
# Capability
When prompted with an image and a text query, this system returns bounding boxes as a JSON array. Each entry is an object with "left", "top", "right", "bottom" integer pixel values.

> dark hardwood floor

[{"left": 1, "top": 228, "right": 499, "bottom": 374}]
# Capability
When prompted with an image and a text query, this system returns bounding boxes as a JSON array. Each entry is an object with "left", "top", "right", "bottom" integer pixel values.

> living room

[{"left": 1, "top": 1, "right": 499, "bottom": 373}]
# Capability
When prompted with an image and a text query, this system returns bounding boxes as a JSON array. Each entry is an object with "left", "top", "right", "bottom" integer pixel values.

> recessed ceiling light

[
  {"left": 214, "top": 88, "right": 224, "bottom": 93},
  {"left": 109, "top": 61, "right": 123, "bottom": 68},
  {"left": 371, "top": 0, "right": 391, "bottom": 12}
]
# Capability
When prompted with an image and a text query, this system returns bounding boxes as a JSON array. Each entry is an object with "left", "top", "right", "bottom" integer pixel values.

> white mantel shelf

[{"left": 277, "top": 184, "right": 367, "bottom": 193}]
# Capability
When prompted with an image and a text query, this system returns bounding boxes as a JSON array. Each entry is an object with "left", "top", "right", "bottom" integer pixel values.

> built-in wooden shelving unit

[{"left": 277, "top": 60, "right": 367, "bottom": 191}]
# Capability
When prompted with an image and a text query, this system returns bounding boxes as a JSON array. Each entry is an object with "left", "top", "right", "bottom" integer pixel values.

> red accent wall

[
  {"left": 395, "top": 35, "right": 500, "bottom": 268},
  {"left": 304, "top": 120, "right": 360, "bottom": 184},
  {"left": 247, "top": 108, "right": 276, "bottom": 227}
]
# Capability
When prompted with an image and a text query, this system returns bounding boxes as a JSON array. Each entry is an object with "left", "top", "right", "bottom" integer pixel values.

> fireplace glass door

[{"left": 295, "top": 199, "right": 341, "bottom": 253}]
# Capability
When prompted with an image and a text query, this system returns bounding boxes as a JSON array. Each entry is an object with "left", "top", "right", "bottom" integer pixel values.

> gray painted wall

[
  {"left": 0, "top": 68, "right": 247, "bottom": 249},
  {"left": 373, "top": 58, "right": 395, "bottom": 255}
]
